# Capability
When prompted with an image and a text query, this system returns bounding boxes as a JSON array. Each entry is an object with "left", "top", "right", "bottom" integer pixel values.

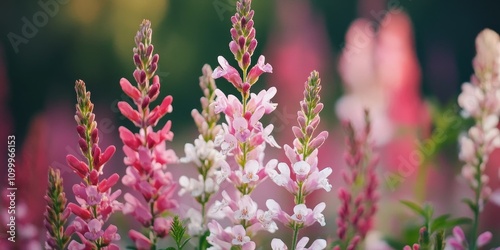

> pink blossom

[
  {"left": 447, "top": 226, "right": 493, "bottom": 249},
  {"left": 129, "top": 230, "right": 152, "bottom": 250},
  {"left": 207, "top": 221, "right": 234, "bottom": 249},
  {"left": 213, "top": 56, "right": 244, "bottom": 89},
  {"left": 102, "top": 225, "right": 120, "bottom": 244},
  {"left": 240, "top": 160, "right": 260, "bottom": 183},
  {"left": 122, "top": 193, "right": 152, "bottom": 227},
  {"left": 247, "top": 55, "right": 273, "bottom": 85},
  {"left": 234, "top": 195, "right": 258, "bottom": 220},
  {"left": 153, "top": 217, "right": 172, "bottom": 238},
  {"left": 84, "top": 219, "right": 103, "bottom": 241}
]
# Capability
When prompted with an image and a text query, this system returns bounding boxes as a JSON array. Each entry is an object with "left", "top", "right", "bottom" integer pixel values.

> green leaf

[
  {"left": 169, "top": 216, "right": 191, "bottom": 250},
  {"left": 180, "top": 238, "right": 191, "bottom": 249},
  {"left": 199, "top": 230, "right": 211, "bottom": 250},
  {"left": 422, "top": 204, "right": 434, "bottom": 221},
  {"left": 462, "top": 198, "right": 476, "bottom": 212},
  {"left": 400, "top": 200, "right": 427, "bottom": 218},
  {"left": 430, "top": 214, "right": 451, "bottom": 232},
  {"left": 443, "top": 217, "right": 472, "bottom": 229},
  {"left": 165, "top": 247, "right": 177, "bottom": 250}
]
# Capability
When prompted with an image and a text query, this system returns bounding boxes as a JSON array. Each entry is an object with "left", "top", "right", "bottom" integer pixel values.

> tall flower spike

[
  {"left": 334, "top": 110, "right": 379, "bottom": 250},
  {"left": 66, "top": 80, "right": 122, "bottom": 249},
  {"left": 230, "top": 0, "right": 257, "bottom": 70},
  {"left": 179, "top": 64, "right": 225, "bottom": 240},
  {"left": 266, "top": 71, "right": 330, "bottom": 250},
  {"left": 44, "top": 168, "right": 70, "bottom": 250},
  {"left": 119, "top": 19, "right": 178, "bottom": 249},
  {"left": 208, "top": 0, "right": 279, "bottom": 249},
  {"left": 457, "top": 29, "right": 500, "bottom": 250}
]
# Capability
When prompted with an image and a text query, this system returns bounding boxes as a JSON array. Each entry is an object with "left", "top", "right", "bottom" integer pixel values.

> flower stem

[
  {"left": 291, "top": 225, "right": 300, "bottom": 250},
  {"left": 469, "top": 160, "right": 483, "bottom": 250}
]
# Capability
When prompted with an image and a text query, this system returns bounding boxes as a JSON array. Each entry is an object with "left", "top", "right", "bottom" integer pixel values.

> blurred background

[{"left": 1, "top": 0, "right": 500, "bottom": 248}]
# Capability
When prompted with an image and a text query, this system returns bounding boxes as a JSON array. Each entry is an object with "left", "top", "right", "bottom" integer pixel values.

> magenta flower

[
  {"left": 63, "top": 80, "right": 122, "bottom": 249},
  {"left": 335, "top": 111, "right": 379, "bottom": 249}
]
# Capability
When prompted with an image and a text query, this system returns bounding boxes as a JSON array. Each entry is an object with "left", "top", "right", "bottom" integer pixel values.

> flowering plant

[{"left": 31, "top": 1, "right": 500, "bottom": 250}]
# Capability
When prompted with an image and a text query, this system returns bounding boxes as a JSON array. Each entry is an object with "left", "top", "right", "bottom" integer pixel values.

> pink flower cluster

[
  {"left": 446, "top": 226, "right": 492, "bottom": 250},
  {"left": 334, "top": 112, "right": 379, "bottom": 250},
  {"left": 206, "top": 0, "right": 281, "bottom": 248},
  {"left": 455, "top": 29, "right": 500, "bottom": 249},
  {"left": 267, "top": 71, "right": 331, "bottom": 250},
  {"left": 65, "top": 80, "right": 122, "bottom": 250},
  {"left": 118, "top": 20, "right": 178, "bottom": 249},
  {"left": 458, "top": 29, "right": 500, "bottom": 207}
]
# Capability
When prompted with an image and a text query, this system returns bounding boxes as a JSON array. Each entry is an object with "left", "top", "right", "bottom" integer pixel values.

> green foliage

[
  {"left": 169, "top": 216, "right": 191, "bottom": 250},
  {"left": 392, "top": 200, "right": 472, "bottom": 249},
  {"left": 198, "top": 230, "right": 211, "bottom": 250}
]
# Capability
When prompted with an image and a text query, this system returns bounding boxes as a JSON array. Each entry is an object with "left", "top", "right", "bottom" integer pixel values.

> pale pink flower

[
  {"left": 213, "top": 56, "right": 244, "bottom": 89},
  {"left": 247, "top": 55, "right": 273, "bottom": 85},
  {"left": 129, "top": 230, "right": 152, "bottom": 250},
  {"left": 234, "top": 195, "right": 258, "bottom": 220},
  {"left": 446, "top": 226, "right": 493, "bottom": 249},
  {"left": 122, "top": 193, "right": 152, "bottom": 227},
  {"left": 271, "top": 237, "right": 327, "bottom": 250}
]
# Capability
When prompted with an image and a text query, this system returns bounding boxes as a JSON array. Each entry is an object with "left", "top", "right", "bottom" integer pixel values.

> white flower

[
  {"left": 234, "top": 195, "right": 258, "bottom": 220},
  {"left": 178, "top": 175, "right": 204, "bottom": 197},
  {"left": 293, "top": 161, "right": 311, "bottom": 177},
  {"left": 291, "top": 204, "right": 310, "bottom": 223},
  {"left": 186, "top": 208, "right": 204, "bottom": 236},
  {"left": 241, "top": 160, "right": 260, "bottom": 183},
  {"left": 271, "top": 239, "right": 288, "bottom": 250}
]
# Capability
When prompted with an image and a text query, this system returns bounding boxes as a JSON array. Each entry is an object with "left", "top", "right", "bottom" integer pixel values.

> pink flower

[
  {"left": 234, "top": 195, "right": 258, "bottom": 220},
  {"left": 84, "top": 219, "right": 104, "bottom": 241},
  {"left": 447, "top": 226, "right": 493, "bottom": 249},
  {"left": 240, "top": 160, "right": 260, "bottom": 183},
  {"left": 102, "top": 225, "right": 120, "bottom": 244},
  {"left": 247, "top": 55, "right": 273, "bottom": 85},
  {"left": 122, "top": 193, "right": 152, "bottom": 227},
  {"left": 233, "top": 116, "right": 251, "bottom": 142},
  {"left": 207, "top": 220, "right": 233, "bottom": 249},
  {"left": 153, "top": 217, "right": 172, "bottom": 238},
  {"left": 118, "top": 101, "right": 142, "bottom": 126},
  {"left": 120, "top": 78, "right": 141, "bottom": 102},
  {"left": 213, "top": 56, "right": 244, "bottom": 89},
  {"left": 66, "top": 155, "right": 89, "bottom": 178},
  {"left": 129, "top": 230, "right": 152, "bottom": 250}
]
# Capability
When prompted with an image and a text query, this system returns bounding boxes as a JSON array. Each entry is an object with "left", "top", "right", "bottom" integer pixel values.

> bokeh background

[{"left": 1, "top": 0, "right": 500, "bottom": 248}]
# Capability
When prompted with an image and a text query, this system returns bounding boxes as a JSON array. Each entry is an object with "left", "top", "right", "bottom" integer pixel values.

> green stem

[
  {"left": 468, "top": 147, "right": 484, "bottom": 250},
  {"left": 291, "top": 225, "right": 300, "bottom": 250}
]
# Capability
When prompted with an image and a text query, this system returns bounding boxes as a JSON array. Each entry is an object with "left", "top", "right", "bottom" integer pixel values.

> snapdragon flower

[
  {"left": 207, "top": 0, "right": 280, "bottom": 248},
  {"left": 265, "top": 71, "right": 330, "bottom": 250},
  {"left": 457, "top": 29, "right": 500, "bottom": 248},
  {"left": 118, "top": 20, "right": 178, "bottom": 248},
  {"left": 334, "top": 111, "right": 379, "bottom": 249},
  {"left": 64, "top": 80, "right": 122, "bottom": 249}
]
